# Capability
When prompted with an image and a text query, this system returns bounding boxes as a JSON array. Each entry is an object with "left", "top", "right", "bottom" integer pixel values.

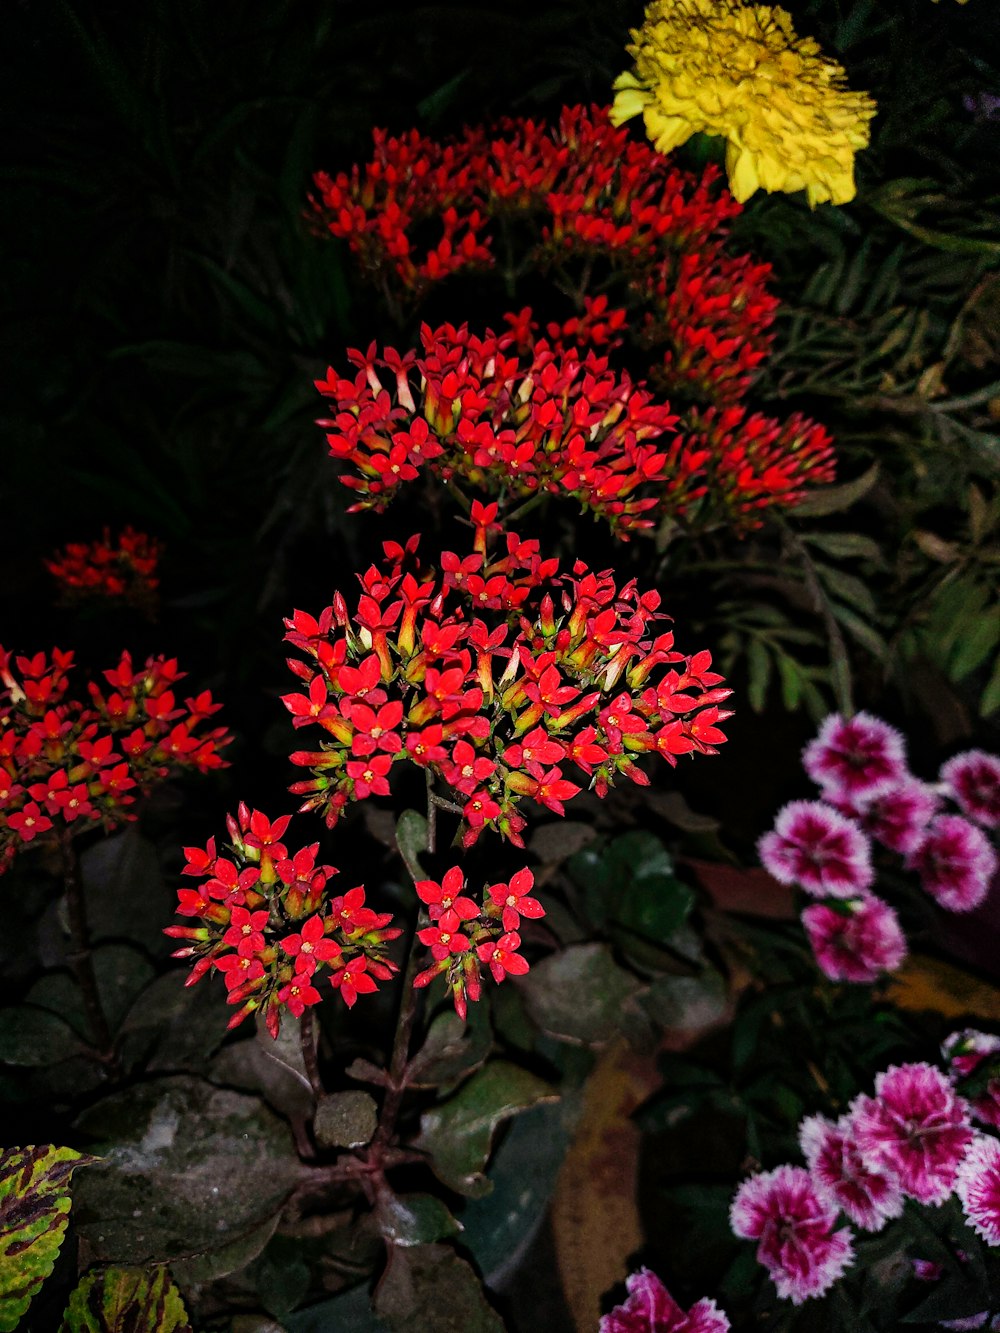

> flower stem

[
  {"left": 61, "top": 831, "right": 117, "bottom": 1068},
  {"left": 370, "top": 788, "right": 436, "bottom": 1154},
  {"left": 300, "top": 1008, "right": 324, "bottom": 1099}
]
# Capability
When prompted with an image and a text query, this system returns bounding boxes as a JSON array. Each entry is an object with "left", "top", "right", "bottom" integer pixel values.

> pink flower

[
  {"left": 907, "top": 814, "right": 997, "bottom": 913},
  {"left": 758, "top": 800, "right": 873, "bottom": 897},
  {"left": 956, "top": 1136, "right": 1000, "bottom": 1248},
  {"left": 730, "top": 1164, "right": 854, "bottom": 1305},
  {"left": 849, "top": 778, "right": 940, "bottom": 856},
  {"left": 801, "top": 894, "right": 907, "bottom": 984},
  {"left": 942, "top": 1030, "right": 1000, "bottom": 1129},
  {"left": 850, "top": 1062, "right": 973, "bottom": 1204},
  {"left": 940, "top": 750, "right": 1000, "bottom": 830},
  {"left": 802, "top": 712, "right": 907, "bottom": 801},
  {"left": 799, "top": 1113, "right": 903, "bottom": 1231},
  {"left": 599, "top": 1268, "right": 729, "bottom": 1333}
]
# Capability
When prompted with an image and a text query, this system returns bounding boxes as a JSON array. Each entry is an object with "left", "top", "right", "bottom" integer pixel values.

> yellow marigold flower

[{"left": 611, "top": 0, "right": 877, "bottom": 207}]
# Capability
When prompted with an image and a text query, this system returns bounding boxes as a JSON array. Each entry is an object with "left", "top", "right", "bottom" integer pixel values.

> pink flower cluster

[
  {"left": 758, "top": 713, "right": 999, "bottom": 984},
  {"left": 282, "top": 522, "right": 730, "bottom": 848},
  {"left": 600, "top": 1268, "right": 729, "bottom": 1332},
  {"left": 166, "top": 805, "right": 401, "bottom": 1033},
  {"left": 316, "top": 321, "right": 835, "bottom": 539},
  {"left": 309, "top": 104, "right": 776, "bottom": 404},
  {"left": 732, "top": 1062, "right": 978, "bottom": 1304},
  {"left": 0, "top": 645, "right": 231, "bottom": 874},
  {"left": 943, "top": 1030, "right": 1000, "bottom": 1130}
]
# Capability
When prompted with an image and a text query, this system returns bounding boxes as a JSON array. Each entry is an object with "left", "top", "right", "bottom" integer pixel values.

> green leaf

[
  {"left": 80, "top": 829, "right": 173, "bottom": 953},
  {"left": 395, "top": 810, "right": 429, "bottom": 882},
  {"left": 812, "top": 561, "right": 878, "bottom": 619},
  {"left": 413, "top": 1061, "right": 557, "bottom": 1198},
  {"left": 406, "top": 1002, "right": 492, "bottom": 1091},
  {"left": 805, "top": 527, "right": 885, "bottom": 559},
  {"left": 980, "top": 654, "right": 1000, "bottom": 717},
  {"left": 253, "top": 1234, "right": 312, "bottom": 1320},
  {"left": 375, "top": 1194, "right": 461, "bottom": 1247},
  {"left": 59, "top": 1265, "right": 191, "bottom": 1332},
  {"left": 119, "top": 970, "right": 230, "bottom": 1073},
  {"left": 0, "top": 1145, "right": 97, "bottom": 1332},
  {"left": 25, "top": 946, "right": 156, "bottom": 1049},
  {"left": 284, "top": 1281, "right": 386, "bottom": 1332},
  {"left": 643, "top": 970, "right": 728, "bottom": 1033},
  {"left": 528, "top": 821, "right": 597, "bottom": 865},
  {"left": 521, "top": 942, "right": 643, "bottom": 1044},
  {"left": 170, "top": 1211, "right": 281, "bottom": 1289},
  {"left": 775, "top": 652, "right": 803, "bottom": 711},
  {"left": 0, "top": 1006, "right": 83, "bottom": 1066},
  {"left": 791, "top": 463, "right": 879, "bottom": 518},
  {"left": 73, "top": 1075, "right": 302, "bottom": 1266},
  {"left": 829, "top": 601, "right": 890, "bottom": 661},
  {"left": 460, "top": 1099, "right": 574, "bottom": 1285},
  {"left": 314, "top": 1091, "right": 378, "bottom": 1149},
  {"left": 374, "top": 1244, "right": 504, "bottom": 1333},
  {"left": 613, "top": 872, "right": 695, "bottom": 946},
  {"left": 746, "top": 636, "right": 772, "bottom": 713},
  {"left": 949, "top": 610, "right": 1000, "bottom": 682}
]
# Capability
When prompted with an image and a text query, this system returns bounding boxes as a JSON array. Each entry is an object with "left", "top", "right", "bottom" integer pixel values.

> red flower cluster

[
  {"left": 412, "top": 865, "right": 542, "bottom": 1020},
  {"left": 0, "top": 645, "right": 231, "bottom": 874},
  {"left": 282, "top": 522, "right": 731, "bottom": 847},
  {"left": 46, "top": 527, "right": 162, "bottom": 610},
  {"left": 166, "top": 805, "right": 400, "bottom": 1033},
  {"left": 315, "top": 321, "right": 835, "bottom": 537},
  {"left": 310, "top": 105, "right": 776, "bottom": 404}
]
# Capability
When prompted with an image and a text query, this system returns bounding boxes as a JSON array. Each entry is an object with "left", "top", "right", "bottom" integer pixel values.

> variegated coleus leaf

[
  {"left": 0, "top": 1145, "right": 97, "bottom": 1332},
  {"left": 60, "top": 1265, "right": 192, "bottom": 1333}
]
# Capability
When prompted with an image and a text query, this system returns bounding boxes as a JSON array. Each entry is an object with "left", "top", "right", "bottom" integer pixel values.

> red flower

[
  {"left": 489, "top": 867, "right": 544, "bottom": 932},
  {"left": 6, "top": 801, "right": 53, "bottom": 842},
  {"left": 329, "top": 955, "right": 379, "bottom": 1007},
  {"left": 216, "top": 953, "right": 266, "bottom": 992},
  {"left": 277, "top": 971, "right": 322, "bottom": 1017},
  {"left": 280, "top": 914, "right": 342, "bottom": 972},
  {"left": 347, "top": 753, "right": 393, "bottom": 798},
  {"left": 418, "top": 923, "right": 471, "bottom": 961},
  {"left": 477, "top": 931, "right": 529, "bottom": 983},
  {"left": 415, "top": 866, "right": 479, "bottom": 932},
  {"left": 223, "top": 907, "right": 270, "bottom": 957}
]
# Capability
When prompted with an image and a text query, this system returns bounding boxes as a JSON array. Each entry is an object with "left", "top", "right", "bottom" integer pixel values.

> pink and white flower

[
  {"left": 730, "top": 1164, "right": 854, "bottom": 1304},
  {"left": 942, "top": 1030, "right": 1000, "bottom": 1129},
  {"left": 799, "top": 1112, "right": 904, "bottom": 1231},
  {"left": 599, "top": 1268, "right": 729, "bottom": 1333},
  {"left": 801, "top": 894, "right": 907, "bottom": 984},
  {"left": 758, "top": 800, "right": 873, "bottom": 897},
  {"left": 940, "top": 750, "right": 1000, "bottom": 830},
  {"left": 850, "top": 1062, "right": 973, "bottom": 1204},
  {"left": 907, "top": 814, "right": 997, "bottom": 913},
  {"left": 956, "top": 1135, "right": 1000, "bottom": 1247},
  {"left": 802, "top": 712, "right": 908, "bottom": 802},
  {"left": 848, "top": 778, "right": 941, "bottom": 856}
]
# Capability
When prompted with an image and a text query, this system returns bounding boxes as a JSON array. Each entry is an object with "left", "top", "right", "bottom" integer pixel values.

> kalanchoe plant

[
  {"left": 316, "top": 320, "right": 835, "bottom": 539},
  {"left": 281, "top": 521, "right": 731, "bottom": 845},
  {"left": 166, "top": 804, "right": 401, "bottom": 1034},
  {"left": 309, "top": 104, "right": 777, "bottom": 404},
  {"left": 758, "top": 712, "right": 999, "bottom": 984},
  {"left": 45, "top": 526, "right": 162, "bottom": 614},
  {"left": 0, "top": 646, "right": 231, "bottom": 875}
]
